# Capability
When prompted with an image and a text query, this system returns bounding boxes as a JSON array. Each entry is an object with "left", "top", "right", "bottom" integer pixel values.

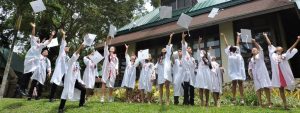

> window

[{"left": 161, "top": 0, "right": 198, "bottom": 10}]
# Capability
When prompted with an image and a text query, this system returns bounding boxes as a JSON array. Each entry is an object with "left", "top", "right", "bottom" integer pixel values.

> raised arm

[
  {"left": 252, "top": 39, "right": 260, "bottom": 51},
  {"left": 288, "top": 36, "right": 300, "bottom": 52},
  {"left": 263, "top": 32, "right": 272, "bottom": 46},
  {"left": 168, "top": 32, "right": 174, "bottom": 46},
  {"left": 75, "top": 44, "right": 85, "bottom": 55},
  {"left": 107, "top": 36, "right": 112, "bottom": 46},
  {"left": 198, "top": 36, "right": 203, "bottom": 49},
  {"left": 181, "top": 32, "right": 187, "bottom": 43},
  {"left": 60, "top": 29, "right": 66, "bottom": 40},
  {"left": 220, "top": 33, "right": 229, "bottom": 46},
  {"left": 236, "top": 32, "right": 241, "bottom": 47},
  {"left": 125, "top": 44, "right": 129, "bottom": 55},
  {"left": 30, "top": 22, "right": 36, "bottom": 36},
  {"left": 48, "top": 31, "right": 56, "bottom": 43}
]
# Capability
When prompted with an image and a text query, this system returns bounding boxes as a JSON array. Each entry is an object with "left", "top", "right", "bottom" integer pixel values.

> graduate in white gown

[
  {"left": 263, "top": 32, "right": 299, "bottom": 110},
  {"left": 121, "top": 44, "right": 140, "bottom": 103},
  {"left": 138, "top": 54, "right": 155, "bottom": 103},
  {"left": 195, "top": 37, "right": 212, "bottom": 107},
  {"left": 172, "top": 50, "right": 184, "bottom": 105},
  {"left": 27, "top": 23, "right": 55, "bottom": 100},
  {"left": 49, "top": 29, "right": 70, "bottom": 102},
  {"left": 58, "top": 44, "right": 86, "bottom": 113},
  {"left": 100, "top": 36, "right": 119, "bottom": 103},
  {"left": 21, "top": 23, "right": 53, "bottom": 95},
  {"left": 83, "top": 50, "right": 99, "bottom": 100},
  {"left": 154, "top": 33, "right": 173, "bottom": 105},
  {"left": 221, "top": 32, "right": 246, "bottom": 104},
  {"left": 28, "top": 48, "right": 52, "bottom": 100},
  {"left": 181, "top": 32, "right": 196, "bottom": 105},
  {"left": 248, "top": 39, "right": 272, "bottom": 108},
  {"left": 210, "top": 55, "right": 223, "bottom": 107}
]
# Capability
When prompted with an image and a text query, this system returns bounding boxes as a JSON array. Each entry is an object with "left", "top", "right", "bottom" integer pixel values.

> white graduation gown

[
  {"left": 101, "top": 42, "right": 119, "bottom": 88},
  {"left": 211, "top": 61, "right": 223, "bottom": 94},
  {"left": 194, "top": 49, "right": 212, "bottom": 90},
  {"left": 24, "top": 36, "right": 50, "bottom": 74},
  {"left": 61, "top": 53, "right": 84, "bottom": 101},
  {"left": 121, "top": 53, "right": 140, "bottom": 89},
  {"left": 138, "top": 60, "right": 155, "bottom": 93},
  {"left": 31, "top": 55, "right": 51, "bottom": 85},
  {"left": 155, "top": 44, "right": 173, "bottom": 85},
  {"left": 173, "top": 59, "right": 184, "bottom": 96},
  {"left": 181, "top": 42, "right": 196, "bottom": 86},
  {"left": 50, "top": 39, "right": 69, "bottom": 86},
  {"left": 268, "top": 45, "right": 297, "bottom": 90},
  {"left": 224, "top": 46, "right": 246, "bottom": 81},
  {"left": 248, "top": 46, "right": 272, "bottom": 91},
  {"left": 83, "top": 56, "right": 98, "bottom": 89}
]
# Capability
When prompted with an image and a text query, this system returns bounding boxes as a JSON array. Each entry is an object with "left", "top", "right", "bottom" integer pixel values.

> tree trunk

[{"left": 0, "top": 15, "right": 22, "bottom": 98}]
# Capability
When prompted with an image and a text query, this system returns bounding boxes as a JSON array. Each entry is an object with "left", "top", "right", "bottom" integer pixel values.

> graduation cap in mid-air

[
  {"left": 177, "top": 13, "right": 193, "bottom": 36},
  {"left": 30, "top": 0, "right": 46, "bottom": 13},
  {"left": 208, "top": 8, "right": 220, "bottom": 18},
  {"left": 159, "top": 6, "right": 172, "bottom": 19},
  {"left": 240, "top": 29, "right": 253, "bottom": 49},
  {"left": 83, "top": 34, "right": 97, "bottom": 46},
  {"left": 108, "top": 24, "right": 117, "bottom": 38}
]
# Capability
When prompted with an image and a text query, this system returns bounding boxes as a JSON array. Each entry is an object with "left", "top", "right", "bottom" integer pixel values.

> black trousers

[
  {"left": 49, "top": 76, "right": 65, "bottom": 100},
  {"left": 28, "top": 79, "right": 43, "bottom": 98},
  {"left": 59, "top": 80, "right": 86, "bottom": 109},
  {"left": 174, "top": 96, "right": 179, "bottom": 105},
  {"left": 183, "top": 82, "right": 194, "bottom": 105},
  {"left": 19, "top": 72, "right": 33, "bottom": 92}
]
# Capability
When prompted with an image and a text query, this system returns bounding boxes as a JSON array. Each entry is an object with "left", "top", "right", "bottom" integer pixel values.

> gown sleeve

[{"left": 284, "top": 48, "right": 298, "bottom": 60}]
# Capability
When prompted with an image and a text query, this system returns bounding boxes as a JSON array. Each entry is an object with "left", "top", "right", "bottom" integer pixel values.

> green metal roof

[{"left": 117, "top": 0, "right": 251, "bottom": 36}]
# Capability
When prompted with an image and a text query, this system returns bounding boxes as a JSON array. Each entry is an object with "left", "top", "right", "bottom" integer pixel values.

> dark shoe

[
  {"left": 79, "top": 104, "right": 84, "bottom": 107},
  {"left": 19, "top": 89, "right": 27, "bottom": 96},
  {"left": 35, "top": 97, "right": 40, "bottom": 100},
  {"left": 27, "top": 97, "right": 31, "bottom": 101},
  {"left": 49, "top": 98, "right": 54, "bottom": 102},
  {"left": 58, "top": 109, "right": 64, "bottom": 113}
]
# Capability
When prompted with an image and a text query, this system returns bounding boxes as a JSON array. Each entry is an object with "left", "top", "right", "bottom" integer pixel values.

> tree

[{"left": 0, "top": 0, "right": 145, "bottom": 98}]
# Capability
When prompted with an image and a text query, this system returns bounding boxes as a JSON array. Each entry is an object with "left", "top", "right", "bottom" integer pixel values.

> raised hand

[
  {"left": 125, "top": 44, "right": 129, "bottom": 49},
  {"left": 297, "top": 35, "right": 300, "bottom": 40},
  {"left": 251, "top": 39, "right": 256, "bottom": 42},
  {"left": 182, "top": 32, "right": 187, "bottom": 38},
  {"left": 170, "top": 32, "right": 174, "bottom": 38},
  {"left": 237, "top": 32, "right": 241, "bottom": 36},
  {"left": 30, "top": 22, "right": 36, "bottom": 28},
  {"left": 263, "top": 32, "right": 268, "bottom": 37},
  {"left": 220, "top": 33, "right": 225, "bottom": 37},
  {"left": 50, "top": 31, "right": 56, "bottom": 36},
  {"left": 60, "top": 29, "right": 66, "bottom": 35}
]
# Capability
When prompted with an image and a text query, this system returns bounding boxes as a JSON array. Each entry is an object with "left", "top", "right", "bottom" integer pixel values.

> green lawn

[{"left": 0, "top": 98, "right": 299, "bottom": 113}]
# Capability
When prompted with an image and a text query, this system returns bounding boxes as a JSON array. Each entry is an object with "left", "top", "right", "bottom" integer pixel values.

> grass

[{"left": 0, "top": 98, "right": 299, "bottom": 113}]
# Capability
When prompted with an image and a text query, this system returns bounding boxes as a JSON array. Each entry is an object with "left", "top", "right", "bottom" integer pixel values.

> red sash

[{"left": 278, "top": 63, "right": 287, "bottom": 87}]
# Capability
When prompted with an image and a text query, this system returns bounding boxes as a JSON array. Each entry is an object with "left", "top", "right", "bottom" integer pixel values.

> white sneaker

[
  {"left": 100, "top": 96, "right": 105, "bottom": 103},
  {"left": 108, "top": 97, "right": 114, "bottom": 102},
  {"left": 240, "top": 100, "right": 245, "bottom": 105}
]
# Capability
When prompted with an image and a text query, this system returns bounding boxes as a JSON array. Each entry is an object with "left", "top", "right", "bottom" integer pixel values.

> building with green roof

[{"left": 97, "top": 0, "right": 300, "bottom": 86}]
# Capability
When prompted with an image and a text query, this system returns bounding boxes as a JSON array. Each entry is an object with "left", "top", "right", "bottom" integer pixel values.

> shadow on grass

[
  {"left": 1, "top": 102, "right": 24, "bottom": 110},
  {"left": 47, "top": 104, "right": 80, "bottom": 113},
  {"left": 158, "top": 103, "right": 169, "bottom": 113}
]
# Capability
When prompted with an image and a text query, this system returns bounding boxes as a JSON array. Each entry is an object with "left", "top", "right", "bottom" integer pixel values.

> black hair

[
  {"left": 229, "top": 46, "right": 237, "bottom": 53},
  {"left": 41, "top": 47, "right": 48, "bottom": 54},
  {"left": 108, "top": 46, "right": 116, "bottom": 63},
  {"left": 201, "top": 50, "right": 211, "bottom": 68}
]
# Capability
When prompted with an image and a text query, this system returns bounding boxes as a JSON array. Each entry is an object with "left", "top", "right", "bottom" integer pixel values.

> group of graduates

[{"left": 18, "top": 22, "right": 300, "bottom": 113}]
